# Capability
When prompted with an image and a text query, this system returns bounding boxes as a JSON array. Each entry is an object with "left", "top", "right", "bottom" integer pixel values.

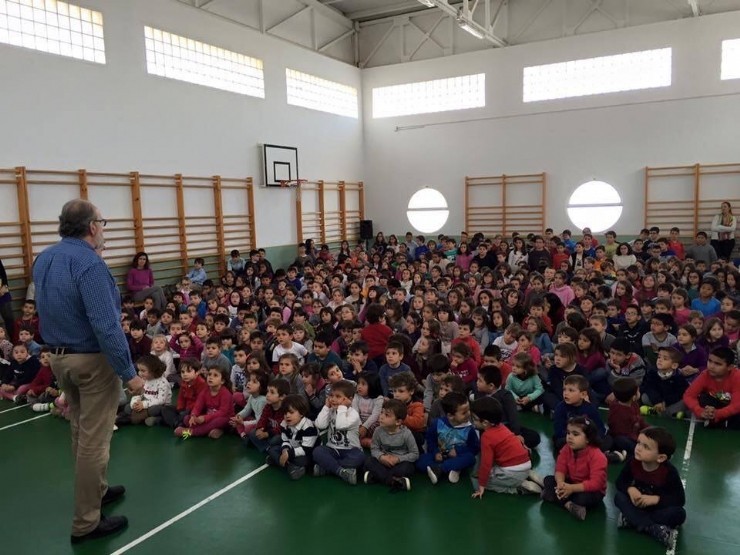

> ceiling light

[{"left": 457, "top": 17, "right": 484, "bottom": 39}]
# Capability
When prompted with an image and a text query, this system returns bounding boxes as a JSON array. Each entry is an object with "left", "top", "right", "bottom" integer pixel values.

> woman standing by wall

[{"left": 711, "top": 201, "right": 737, "bottom": 261}]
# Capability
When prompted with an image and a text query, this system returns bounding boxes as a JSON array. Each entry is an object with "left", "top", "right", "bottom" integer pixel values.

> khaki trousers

[{"left": 50, "top": 353, "right": 122, "bottom": 536}]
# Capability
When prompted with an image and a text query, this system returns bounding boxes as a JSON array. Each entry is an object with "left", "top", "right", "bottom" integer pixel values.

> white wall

[
  {"left": 362, "top": 11, "right": 740, "bottom": 236},
  {"left": 0, "top": 0, "right": 364, "bottom": 248}
]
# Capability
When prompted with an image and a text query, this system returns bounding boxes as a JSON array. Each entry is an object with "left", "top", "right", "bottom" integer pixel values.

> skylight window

[
  {"left": 372, "top": 73, "right": 485, "bottom": 118},
  {"left": 523, "top": 48, "right": 672, "bottom": 102},
  {"left": 286, "top": 68, "right": 358, "bottom": 119},
  {"left": 0, "top": 0, "right": 106, "bottom": 64},
  {"left": 721, "top": 38, "right": 740, "bottom": 80},
  {"left": 144, "top": 26, "right": 264, "bottom": 98}
]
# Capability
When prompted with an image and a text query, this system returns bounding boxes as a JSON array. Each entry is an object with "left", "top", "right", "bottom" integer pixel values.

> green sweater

[{"left": 505, "top": 373, "right": 544, "bottom": 401}]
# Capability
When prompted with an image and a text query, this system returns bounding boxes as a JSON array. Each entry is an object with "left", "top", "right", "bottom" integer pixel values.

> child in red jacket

[
  {"left": 683, "top": 347, "right": 740, "bottom": 429},
  {"left": 162, "top": 358, "right": 206, "bottom": 428},
  {"left": 175, "top": 366, "right": 233, "bottom": 439},
  {"left": 451, "top": 319, "right": 482, "bottom": 367},
  {"left": 449, "top": 342, "right": 478, "bottom": 391},
  {"left": 542, "top": 416, "right": 608, "bottom": 520},
  {"left": 606, "top": 377, "right": 648, "bottom": 463},
  {"left": 470, "top": 396, "right": 542, "bottom": 497},
  {"left": 360, "top": 304, "right": 392, "bottom": 364}
]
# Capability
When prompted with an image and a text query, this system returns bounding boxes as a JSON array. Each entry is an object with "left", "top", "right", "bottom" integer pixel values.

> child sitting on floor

[
  {"left": 553, "top": 375, "right": 607, "bottom": 453},
  {"left": 428, "top": 374, "right": 465, "bottom": 422},
  {"left": 352, "top": 371, "right": 383, "bottom": 449},
  {"left": 175, "top": 367, "right": 234, "bottom": 439},
  {"left": 230, "top": 370, "right": 268, "bottom": 439},
  {"left": 417, "top": 392, "right": 479, "bottom": 485},
  {"left": 505, "top": 352, "right": 544, "bottom": 412},
  {"left": 542, "top": 416, "right": 607, "bottom": 520},
  {"left": 475, "top": 365, "right": 541, "bottom": 450},
  {"left": 640, "top": 348, "right": 688, "bottom": 418},
  {"left": 469, "top": 396, "right": 542, "bottom": 498},
  {"left": 13, "top": 347, "right": 52, "bottom": 405},
  {"left": 614, "top": 426, "right": 686, "bottom": 548},
  {"left": 247, "top": 378, "right": 289, "bottom": 451},
  {"left": 0, "top": 343, "right": 40, "bottom": 402},
  {"left": 683, "top": 346, "right": 740, "bottom": 429},
  {"left": 313, "top": 380, "right": 364, "bottom": 485},
  {"left": 267, "top": 394, "right": 317, "bottom": 481},
  {"left": 363, "top": 398, "right": 419, "bottom": 492},
  {"left": 606, "top": 377, "right": 648, "bottom": 463},
  {"left": 118, "top": 354, "right": 172, "bottom": 426},
  {"left": 449, "top": 342, "right": 478, "bottom": 391},
  {"left": 301, "top": 363, "right": 328, "bottom": 420},
  {"left": 161, "top": 358, "right": 206, "bottom": 428},
  {"left": 389, "top": 371, "right": 426, "bottom": 451}
]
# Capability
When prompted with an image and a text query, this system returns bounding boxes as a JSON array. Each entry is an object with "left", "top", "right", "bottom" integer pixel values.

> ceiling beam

[
  {"left": 347, "top": 1, "right": 429, "bottom": 21},
  {"left": 297, "top": 0, "right": 354, "bottom": 29}
]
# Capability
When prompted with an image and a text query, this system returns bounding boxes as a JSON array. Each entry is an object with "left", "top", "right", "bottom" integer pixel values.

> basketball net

[{"left": 278, "top": 179, "right": 306, "bottom": 189}]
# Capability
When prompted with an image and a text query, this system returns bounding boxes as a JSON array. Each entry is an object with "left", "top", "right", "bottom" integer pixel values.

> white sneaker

[
  {"left": 113, "top": 425, "right": 119, "bottom": 431},
  {"left": 426, "top": 466, "right": 439, "bottom": 485},
  {"left": 527, "top": 470, "right": 545, "bottom": 488},
  {"left": 32, "top": 402, "right": 52, "bottom": 413},
  {"left": 448, "top": 470, "right": 460, "bottom": 484},
  {"left": 517, "top": 479, "right": 543, "bottom": 495}
]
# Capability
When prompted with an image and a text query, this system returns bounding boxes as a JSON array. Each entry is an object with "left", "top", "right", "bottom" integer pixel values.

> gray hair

[{"left": 58, "top": 199, "right": 97, "bottom": 238}]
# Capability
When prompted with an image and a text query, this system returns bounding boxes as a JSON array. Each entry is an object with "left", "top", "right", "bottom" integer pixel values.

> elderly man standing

[{"left": 34, "top": 199, "right": 144, "bottom": 544}]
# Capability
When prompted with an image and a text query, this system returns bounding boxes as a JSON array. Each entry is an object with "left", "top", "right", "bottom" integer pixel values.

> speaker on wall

[{"left": 360, "top": 220, "right": 373, "bottom": 240}]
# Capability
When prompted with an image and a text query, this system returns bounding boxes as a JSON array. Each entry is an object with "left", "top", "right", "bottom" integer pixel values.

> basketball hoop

[{"left": 279, "top": 179, "right": 306, "bottom": 189}]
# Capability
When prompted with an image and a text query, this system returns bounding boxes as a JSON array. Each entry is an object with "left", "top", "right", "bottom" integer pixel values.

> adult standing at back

[
  {"left": 0, "top": 257, "right": 14, "bottom": 332},
  {"left": 711, "top": 201, "right": 737, "bottom": 261},
  {"left": 34, "top": 199, "right": 143, "bottom": 544},
  {"left": 126, "top": 252, "right": 167, "bottom": 311}
]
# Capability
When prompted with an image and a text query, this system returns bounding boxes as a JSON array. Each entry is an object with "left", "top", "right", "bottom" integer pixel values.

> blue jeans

[
  {"left": 247, "top": 430, "right": 281, "bottom": 452},
  {"left": 416, "top": 451, "right": 476, "bottom": 473},
  {"left": 313, "top": 446, "right": 365, "bottom": 475},
  {"left": 614, "top": 490, "right": 686, "bottom": 531}
]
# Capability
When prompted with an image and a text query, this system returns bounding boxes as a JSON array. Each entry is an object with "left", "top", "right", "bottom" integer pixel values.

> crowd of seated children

[{"left": 2, "top": 223, "right": 738, "bottom": 547}]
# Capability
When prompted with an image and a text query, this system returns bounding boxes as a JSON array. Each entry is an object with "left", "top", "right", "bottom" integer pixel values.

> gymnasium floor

[{"left": 1, "top": 401, "right": 738, "bottom": 555}]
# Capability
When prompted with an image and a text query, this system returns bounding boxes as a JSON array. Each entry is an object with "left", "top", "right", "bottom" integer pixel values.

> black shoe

[
  {"left": 70, "top": 515, "right": 128, "bottom": 544},
  {"left": 102, "top": 485, "right": 126, "bottom": 506}
]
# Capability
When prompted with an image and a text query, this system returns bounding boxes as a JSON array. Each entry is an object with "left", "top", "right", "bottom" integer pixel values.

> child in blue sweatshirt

[
  {"left": 417, "top": 392, "right": 479, "bottom": 485},
  {"left": 553, "top": 374, "right": 608, "bottom": 453}
]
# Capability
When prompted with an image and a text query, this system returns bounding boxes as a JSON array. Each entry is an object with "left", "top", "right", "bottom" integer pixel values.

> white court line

[
  {"left": 666, "top": 415, "right": 697, "bottom": 555},
  {"left": 0, "top": 413, "right": 50, "bottom": 431},
  {"left": 109, "top": 463, "right": 269, "bottom": 555},
  {"left": 0, "top": 404, "right": 29, "bottom": 414}
]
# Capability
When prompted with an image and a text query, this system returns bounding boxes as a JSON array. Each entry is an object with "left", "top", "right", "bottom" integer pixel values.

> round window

[
  {"left": 567, "top": 180, "right": 622, "bottom": 233},
  {"left": 407, "top": 187, "right": 449, "bottom": 234}
]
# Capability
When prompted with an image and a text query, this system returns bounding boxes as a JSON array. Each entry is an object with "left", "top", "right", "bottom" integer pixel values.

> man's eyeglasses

[{"left": 92, "top": 219, "right": 108, "bottom": 227}]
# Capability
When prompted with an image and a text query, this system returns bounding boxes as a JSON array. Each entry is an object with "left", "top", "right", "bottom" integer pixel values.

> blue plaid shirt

[{"left": 33, "top": 237, "right": 136, "bottom": 382}]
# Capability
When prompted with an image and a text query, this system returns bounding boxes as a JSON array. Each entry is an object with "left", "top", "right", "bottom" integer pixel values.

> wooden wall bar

[
  {"left": 645, "top": 163, "right": 740, "bottom": 245},
  {"left": 295, "top": 180, "right": 364, "bottom": 245},
  {"left": 465, "top": 173, "right": 547, "bottom": 236},
  {"left": 0, "top": 166, "right": 257, "bottom": 291}
]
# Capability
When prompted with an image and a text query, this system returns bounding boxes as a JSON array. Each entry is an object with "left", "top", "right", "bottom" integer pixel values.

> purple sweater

[{"left": 127, "top": 268, "right": 154, "bottom": 292}]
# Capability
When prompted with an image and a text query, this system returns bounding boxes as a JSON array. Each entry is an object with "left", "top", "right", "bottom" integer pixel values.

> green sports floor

[{"left": 1, "top": 400, "right": 738, "bottom": 555}]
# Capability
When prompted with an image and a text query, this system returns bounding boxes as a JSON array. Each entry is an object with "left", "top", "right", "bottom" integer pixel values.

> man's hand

[{"left": 127, "top": 375, "right": 145, "bottom": 395}]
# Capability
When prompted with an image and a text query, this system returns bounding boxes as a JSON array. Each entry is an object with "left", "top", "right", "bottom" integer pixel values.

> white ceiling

[{"left": 180, "top": 0, "right": 740, "bottom": 67}]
